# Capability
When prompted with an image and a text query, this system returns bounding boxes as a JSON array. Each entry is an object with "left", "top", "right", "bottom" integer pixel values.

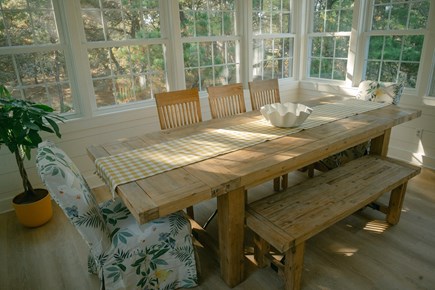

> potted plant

[{"left": 0, "top": 84, "right": 64, "bottom": 227}]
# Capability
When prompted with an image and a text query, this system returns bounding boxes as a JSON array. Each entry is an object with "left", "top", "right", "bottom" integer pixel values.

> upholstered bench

[{"left": 246, "top": 155, "right": 420, "bottom": 290}]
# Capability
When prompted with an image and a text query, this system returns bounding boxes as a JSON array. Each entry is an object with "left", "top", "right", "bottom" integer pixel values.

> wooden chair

[
  {"left": 207, "top": 83, "right": 246, "bottom": 119},
  {"left": 36, "top": 141, "right": 198, "bottom": 290},
  {"left": 248, "top": 78, "right": 281, "bottom": 111},
  {"left": 154, "top": 88, "right": 202, "bottom": 218},
  {"left": 248, "top": 79, "right": 288, "bottom": 191},
  {"left": 155, "top": 88, "right": 202, "bottom": 130}
]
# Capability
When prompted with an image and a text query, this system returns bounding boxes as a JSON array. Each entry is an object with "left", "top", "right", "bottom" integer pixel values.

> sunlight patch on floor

[{"left": 363, "top": 219, "right": 390, "bottom": 234}]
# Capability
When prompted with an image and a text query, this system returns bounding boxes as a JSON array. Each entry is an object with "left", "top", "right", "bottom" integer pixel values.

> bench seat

[{"left": 246, "top": 155, "right": 421, "bottom": 290}]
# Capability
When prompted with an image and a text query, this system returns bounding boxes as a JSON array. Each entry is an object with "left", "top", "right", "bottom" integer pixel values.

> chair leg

[
  {"left": 273, "top": 177, "right": 280, "bottom": 191},
  {"left": 186, "top": 206, "right": 194, "bottom": 219},
  {"left": 281, "top": 174, "right": 288, "bottom": 190},
  {"left": 203, "top": 209, "right": 218, "bottom": 229},
  {"left": 307, "top": 164, "right": 315, "bottom": 178}
]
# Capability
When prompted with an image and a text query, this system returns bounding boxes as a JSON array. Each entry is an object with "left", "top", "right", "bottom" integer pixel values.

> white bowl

[{"left": 260, "top": 102, "right": 313, "bottom": 128}]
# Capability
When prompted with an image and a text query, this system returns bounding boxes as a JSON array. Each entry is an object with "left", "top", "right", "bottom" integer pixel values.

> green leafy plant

[{"left": 0, "top": 84, "right": 64, "bottom": 203}]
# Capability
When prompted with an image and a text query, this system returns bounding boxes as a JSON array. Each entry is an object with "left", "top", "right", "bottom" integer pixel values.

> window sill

[{"left": 423, "top": 96, "right": 435, "bottom": 106}]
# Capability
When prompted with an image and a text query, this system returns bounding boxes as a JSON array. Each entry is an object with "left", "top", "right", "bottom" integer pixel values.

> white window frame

[
  {"left": 249, "top": 0, "right": 296, "bottom": 81},
  {"left": 361, "top": 0, "right": 431, "bottom": 90},
  {"left": 305, "top": 0, "right": 357, "bottom": 84}
]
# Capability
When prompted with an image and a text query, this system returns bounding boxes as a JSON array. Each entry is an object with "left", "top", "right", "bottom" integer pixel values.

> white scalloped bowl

[{"left": 260, "top": 102, "right": 313, "bottom": 128}]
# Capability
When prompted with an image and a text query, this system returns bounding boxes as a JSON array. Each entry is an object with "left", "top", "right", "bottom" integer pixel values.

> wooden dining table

[{"left": 87, "top": 96, "right": 421, "bottom": 287}]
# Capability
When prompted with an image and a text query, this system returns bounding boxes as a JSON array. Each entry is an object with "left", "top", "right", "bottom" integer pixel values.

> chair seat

[{"left": 98, "top": 198, "right": 198, "bottom": 289}]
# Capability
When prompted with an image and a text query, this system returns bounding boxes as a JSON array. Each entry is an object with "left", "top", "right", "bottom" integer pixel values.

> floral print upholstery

[
  {"left": 355, "top": 80, "right": 404, "bottom": 105},
  {"left": 317, "top": 80, "right": 403, "bottom": 170},
  {"left": 36, "top": 141, "right": 198, "bottom": 290}
]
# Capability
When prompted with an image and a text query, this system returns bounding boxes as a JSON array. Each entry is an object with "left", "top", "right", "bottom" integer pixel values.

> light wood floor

[{"left": 1, "top": 167, "right": 434, "bottom": 290}]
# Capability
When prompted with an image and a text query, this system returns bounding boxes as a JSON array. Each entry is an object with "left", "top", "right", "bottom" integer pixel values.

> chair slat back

[
  {"left": 248, "top": 79, "right": 281, "bottom": 111},
  {"left": 207, "top": 83, "right": 246, "bottom": 119},
  {"left": 155, "top": 88, "right": 202, "bottom": 129}
]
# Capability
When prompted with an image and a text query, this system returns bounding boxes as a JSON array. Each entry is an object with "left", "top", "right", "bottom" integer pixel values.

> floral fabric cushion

[
  {"left": 36, "top": 141, "right": 198, "bottom": 289},
  {"left": 355, "top": 80, "right": 404, "bottom": 105}
]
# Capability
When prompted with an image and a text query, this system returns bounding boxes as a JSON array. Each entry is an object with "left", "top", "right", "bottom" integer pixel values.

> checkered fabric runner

[{"left": 95, "top": 99, "right": 389, "bottom": 195}]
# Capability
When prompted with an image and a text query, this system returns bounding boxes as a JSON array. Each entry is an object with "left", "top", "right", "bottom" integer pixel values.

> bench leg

[
  {"left": 274, "top": 174, "right": 289, "bottom": 191},
  {"left": 281, "top": 174, "right": 289, "bottom": 190},
  {"left": 387, "top": 182, "right": 408, "bottom": 225},
  {"left": 284, "top": 242, "right": 305, "bottom": 290},
  {"left": 253, "top": 233, "right": 270, "bottom": 268}
]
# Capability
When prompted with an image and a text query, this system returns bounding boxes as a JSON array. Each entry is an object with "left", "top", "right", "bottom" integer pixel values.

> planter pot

[{"left": 12, "top": 189, "right": 53, "bottom": 227}]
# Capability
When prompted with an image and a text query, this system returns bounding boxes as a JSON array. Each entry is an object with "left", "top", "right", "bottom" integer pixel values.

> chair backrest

[
  {"left": 248, "top": 79, "right": 281, "bottom": 111},
  {"left": 154, "top": 88, "right": 202, "bottom": 129},
  {"left": 355, "top": 80, "right": 404, "bottom": 105},
  {"left": 36, "top": 141, "right": 111, "bottom": 256},
  {"left": 207, "top": 83, "right": 246, "bottom": 119}
]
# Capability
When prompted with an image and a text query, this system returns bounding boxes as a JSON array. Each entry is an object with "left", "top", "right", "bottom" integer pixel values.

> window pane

[
  {"left": 367, "top": 35, "right": 423, "bottom": 88},
  {"left": 333, "top": 59, "right": 347, "bottom": 80},
  {"left": 310, "top": 58, "right": 320, "bottom": 78},
  {"left": 88, "top": 45, "right": 166, "bottom": 107},
  {"left": 81, "top": 0, "right": 161, "bottom": 41},
  {"left": 252, "top": 0, "right": 293, "bottom": 80},
  {"left": 308, "top": 0, "right": 353, "bottom": 81},
  {"left": 181, "top": 0, "right": 238, "bottom": 90},
  {"left": 409, "top": 1, "right": 430, "bottom": 29},
  {"left": 0, "top": 1, "right": 58, "bottom": 46},
  {"left": 179, "top": 0, "right": 236, "bottom": 37},
  {"left": 253, "top": 37, "right": 293, "bottom": 80},
  {"left": 183, "top": 40, "right": 239, "bottom": 90},
  {"left": 253, "top": 0, "right": 291, "bottom": 35},
  {"left": 372, "top": 0, "right": 430, "bottom": 31},
  {"left": 0, "top": 1, "right": 72, "bottom": 113}
]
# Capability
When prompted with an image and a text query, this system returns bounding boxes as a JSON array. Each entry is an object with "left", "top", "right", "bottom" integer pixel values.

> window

[
  {"left": 80, "top": 0, "right": 166, "bottom": 108},
  {"left": 0, "top": 0, "right": 74, "bottom": 113},
  {"left": 308, "top": 0, "right": 354, "bottom": 81},
  {"left": 365, "top": 0, "right": 430, "bottom": 88},
  {"left": 179, "top": 0, "right": 239, "bottom": 91},
  {"left": 252, "top": 0, "right": 294, "bottom": 80}
]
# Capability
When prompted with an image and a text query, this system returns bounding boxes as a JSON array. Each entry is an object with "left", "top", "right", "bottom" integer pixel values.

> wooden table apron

[{"left": 87, "top": 99, "right": 421, "bottom": 287}]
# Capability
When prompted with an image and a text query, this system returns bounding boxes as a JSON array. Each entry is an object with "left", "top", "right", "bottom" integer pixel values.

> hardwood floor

[{"left": 1, "top": 168, "right": 434, "bottom": 290}]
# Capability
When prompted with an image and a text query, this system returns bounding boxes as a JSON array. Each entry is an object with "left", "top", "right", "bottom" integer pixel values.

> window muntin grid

[
  {"left": 0, "top": 0, "right": 73, "bottom": 113},
  {"left": 365, "top": 0, "right": 430, "bottom": 88},
  {"left": 252, "top": 0, "right": 293, "bottom": 80},
  {"left": 80, "top": 0, "right": 165, "bottom": 107},
  {"left": 179, "top": 0, "right": 239, "bottom": 90},
  {"left": 308, "top": 0, "right": 353, "bottom": 81}
]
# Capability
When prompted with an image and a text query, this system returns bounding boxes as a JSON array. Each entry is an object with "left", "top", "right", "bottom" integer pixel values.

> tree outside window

[
  {"left": 308, "top": 0, "right": 353, "bottom": 81},
  {"left": 81, "top": 0, "right": 166, "bottom": 107},
  {"left": 179, "top": 0, "right": 239, "bottom": 91},
  {"left": 365, "top": 0, "right": 430, "bottom": 88},
  {"left": 0, "top": 0, "right": 73, "bottom": 113},
  {"left": 252, "top": 0, "right": 294, "bottom": 80}
]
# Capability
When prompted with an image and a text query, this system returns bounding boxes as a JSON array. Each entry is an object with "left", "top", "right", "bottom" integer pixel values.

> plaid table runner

[{"left": 95, "top": 99, "right": 389, "bottom": 196}]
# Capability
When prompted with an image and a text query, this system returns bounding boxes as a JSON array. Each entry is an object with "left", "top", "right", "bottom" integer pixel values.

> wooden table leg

[
  {"left": 217, "top": 186, "right": 245, "bottom": 287},
  {"left": 370, "top": 129, "right": 391, "bottom": 157}
]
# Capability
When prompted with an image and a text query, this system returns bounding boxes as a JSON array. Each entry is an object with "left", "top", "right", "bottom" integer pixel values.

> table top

[{"left": 87, "top": 97, "right": 421, "bottom": 224}]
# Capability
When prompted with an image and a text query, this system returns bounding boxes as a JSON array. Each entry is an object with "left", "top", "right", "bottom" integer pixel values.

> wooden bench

[{"left": 246, "top": 155, "right": 421, "bottom": 290}]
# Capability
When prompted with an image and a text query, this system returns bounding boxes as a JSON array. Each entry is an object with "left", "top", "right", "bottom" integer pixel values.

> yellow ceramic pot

[{"left": 12, "top": 189, "right": 53, "bottom": 227}]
